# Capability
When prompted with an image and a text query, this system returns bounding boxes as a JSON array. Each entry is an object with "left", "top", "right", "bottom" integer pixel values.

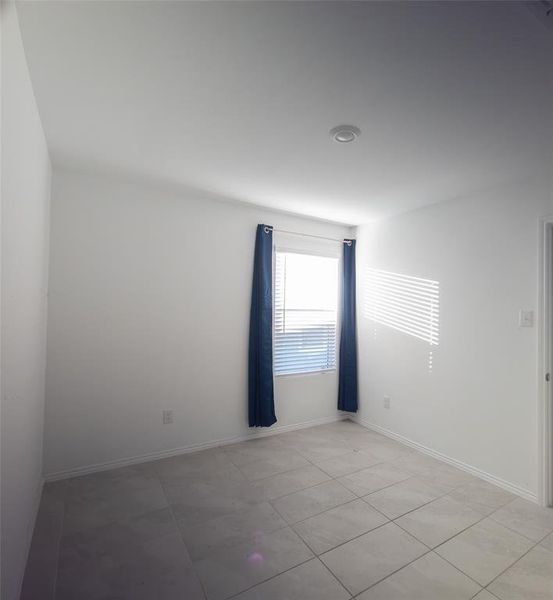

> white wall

[
  {"left": 45, "top": 169, "right": 350, "bottom": 477},
  {"left": 356, "top": 172, "right": 552, "bottom": 500},
  {"left": 0, "top": 4, "right": 52, "bottom": 599}
]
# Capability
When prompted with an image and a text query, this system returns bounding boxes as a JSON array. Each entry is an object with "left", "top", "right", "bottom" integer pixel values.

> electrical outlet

[
  {"left": 162, "top": 410, "right": 173, "bottom": 424},
  {"left": 383, "top": 396, "right": 391, "bottom": 409},
  {"left": 519, "top": 309, "right": 534, "bottom": 328}
]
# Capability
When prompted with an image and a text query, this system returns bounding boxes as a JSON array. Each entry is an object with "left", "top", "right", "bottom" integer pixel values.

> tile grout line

[
  {"left": 182, "top": 489, "right": 478, "bottom": 599},
  {"left": 268, "top": 484, "right": 357, "bottom": 527},
  {"left": 157, "top": 442, "right": 329, "bottom": 599},
  {"left": 479, "top": 528, "right": 553, "bottom": 594},
  {"left": 388, "top": 493, "right": 501, "bottom": 573},
  {"left": 229, "top": 426, "right": 422, "bottom": 486},
  {"left": 252, "top": 447, "right": 446, "bottom": 514},
  {"left": 315, "top": 556, "right": 354, "bottom": 599},
  {"left": 156, "top": 467, "right": 209, "bottom": 600},
  {"left": 393, "top": 497, "right": 553, "bottom": 596},
  {"left": 350, "top": 547, "right": 435, "bottom": 598},
  {"left": 425, "top": 550, "right": 485, "bottom": 594},
  {"left": 309, "top": 519, "right": 393, "bottom": 561},
  {"left": 159, "top": 428, "right": 553, "bottom": 599},
  {"left": 286, "top": 490, "right": 493, "bottom": 594},
  {"left": 47, "top": 422, "right": 553, "bottom": 600},
  {"left": 52, "top": 487, "right": 67, "bottom": 600},
  {"left": 391, "top": 496, "right": 491, "bottom": 550},
  {"left": 223, "top": 555, "right": 316, "bottom": 600},
  {"left": 157, "top": 442, "right": 363, "bottom": 563},
  {"left": 301, "top": 495, "right": 390, "bottom": 528},
  {"left": 275, "top": 508, "right": 354, "bottom": 599},
  {"left": 347, "top": 486, "right": 544, "bottom": 597},
  {"left": 473, "top": 588, "right": 500, "bottom": 599},
  {"left": 213, "top": 427, "right": 396, "bottom": 599},
  {"left": 220, "top": 425, "right": 528, "bottom": 594},
  {"left": 362, "top": 481, "right": 458, "bottom": 521},
  {"left": 431, "top": 543, "right": 496, "bottom": 590},
  {"left": 352, "top": 487, "right": 533, "bottom": 595},
  {"left": 487, "top": 509, "right": 553, "bottom": 544},
  {"left": 217, "top": 429, "right": 399, "bottom": 597}
]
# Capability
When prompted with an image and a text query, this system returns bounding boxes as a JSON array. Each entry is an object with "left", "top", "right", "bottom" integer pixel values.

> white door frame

[{"left": 538, "top": 216, "right": 553, "bottom": 507}]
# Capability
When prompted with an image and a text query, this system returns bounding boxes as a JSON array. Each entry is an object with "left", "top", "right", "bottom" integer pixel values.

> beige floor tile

[
  {"left": 320, "top": 419, "right": 369, "bottom": 433},
  {"left": 153, "top": 448, "right": 234, "bottom": 482},
  {"left": 341, "top": 432, "right": 394, "bottom": 451},
  {"left": 193, "top": 527, "right": 313, "bottom": 600},
  {"left": 240, "top": 451, "right": 311, "bottom": 481},
  {"left": 360, "top": 441, "right": 413, "bottom": 462},
  {"left": 251, "top": 465, "right": 331, "bottom": 500},
  {"left": 315, "top": 450, "right": 382, "bottom": 478},
  {"left": 490, "top": 498, "right": 553, "bottom": 542},
  {"left": 357, "top": 552, "right": 481, "bottom": 600},
  {"left": 541, "top": 531, "right": 553, "bottom": 551},
  {"left": 293, "top": 499, "right": 388, "bottom": 554},
  {"left": 488, "top": 545, "right": 553, "bottom": 600},
  {"left": 392, "top": 453, "right": 446, "bottom": 477},
  {"left": 179, "top": 501, "right": 287, "bottom": 560},
  {"left": 22, "top": 421, "right": 553, "bottom": 600},
  {"left": 338, "top": 463, "right": 411, "bottom": 496},
  {"left": 320, "top": 522, "right": 427, "bottom": 595},
  {"left": 291, "top": 441, "right": 353, "bottom": 463},
  {"left": 396, "top": 496, "right": 482, "bottom": 548},
  {"left": 271, "top": 480, "right": 356, "bottom": 524},
  {"left": 163, "top": 469, "right": 265, "bottom": 524},
  {"left": 364, "top": 477, "right": 446, "bottom": 519},
  {"left": 449, "top": 480, "right": 515, "bottom": 516},
  {"left": 63, "top": 465, "right": 169, "bottom": 534},
  {"left": 222, "top": 437, "right": 288, "bottom": 467},
  {"left": 390, "top": 455, "right": 474, "bottom": 493},
  {"left": 420, "top": 464, "right": 477, "bottom": 490},
  {"left": 58, "top": 508, "right": 186, "bottom": 567},
  {"left": 20, "top": 483, "right": 65, "bottom": 600},
  {"left": 231, "top": 559, "right": 350, "bottom": 600},
  {"left": 435, "top": 517, "right": 533, "bottom": 585},
  {"left": 473, "top": 591, "right": 500, "bottom": 600},
  {"left": 57, "top": 523, "right": 201, "bottom": 600}
]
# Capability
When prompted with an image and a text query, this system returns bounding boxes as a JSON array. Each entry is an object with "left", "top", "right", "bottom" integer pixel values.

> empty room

[{"left": 2, "top": 1, "right": 553, "bottom": 599}]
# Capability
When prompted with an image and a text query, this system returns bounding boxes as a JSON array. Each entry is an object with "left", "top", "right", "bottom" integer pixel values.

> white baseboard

[
  {"left": 352, "top": 415, "right": 537, "bottom": 503},
  {"left": 45, "top": 414, "right": 346, "bottom": 482}
]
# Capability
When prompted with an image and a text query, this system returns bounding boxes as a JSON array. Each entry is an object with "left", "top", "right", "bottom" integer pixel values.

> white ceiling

[{"left": 17, "top": 1, "right": 553, "bottom": 225}]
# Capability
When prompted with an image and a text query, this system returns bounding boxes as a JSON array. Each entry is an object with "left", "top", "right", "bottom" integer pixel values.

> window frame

[{"left": 272, "top": 245, "right": 341, "bottom": 378}]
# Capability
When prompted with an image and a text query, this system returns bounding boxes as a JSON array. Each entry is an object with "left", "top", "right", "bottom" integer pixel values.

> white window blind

[{"left": 274, "top": 251, "right": 339, "bottom": 376}]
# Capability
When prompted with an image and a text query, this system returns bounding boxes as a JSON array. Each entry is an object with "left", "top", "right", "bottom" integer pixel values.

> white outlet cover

[
  {"left": 519, "top": 309, "right": 534, "bottom": 328},
  {"left": 162, "top": 410, "right": 174, "bottom": 424}
]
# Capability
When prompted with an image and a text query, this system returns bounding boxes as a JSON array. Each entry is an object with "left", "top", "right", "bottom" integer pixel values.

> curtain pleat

[
  {"left": 338, "top": 239, "right": 358, "bottom": 412},
  {"left": 248, "top": 224, "right": 277, "bottom": 427}
]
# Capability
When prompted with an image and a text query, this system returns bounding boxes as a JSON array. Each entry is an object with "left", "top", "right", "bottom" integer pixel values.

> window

[{"left": 274, "top": 251, "right": 339, "bottom": 375}]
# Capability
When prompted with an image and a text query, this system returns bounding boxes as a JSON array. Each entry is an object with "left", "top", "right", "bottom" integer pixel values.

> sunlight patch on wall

[{"left": 364, "top": 268, "right": 440, "bottom": 350}]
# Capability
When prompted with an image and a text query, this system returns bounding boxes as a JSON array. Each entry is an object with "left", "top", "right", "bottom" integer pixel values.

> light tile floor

[{"left": 20, "top": 420, "right": 553, "bottom": 600}]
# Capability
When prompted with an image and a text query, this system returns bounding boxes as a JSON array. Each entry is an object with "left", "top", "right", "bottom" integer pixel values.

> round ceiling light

[{"left": 330, "top": 125, "right": 361, "bottom": 143}]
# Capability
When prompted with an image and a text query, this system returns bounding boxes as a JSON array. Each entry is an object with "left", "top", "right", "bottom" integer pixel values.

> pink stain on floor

[{"left": 247, "top": 551, "right": 264, "bottom": 566}]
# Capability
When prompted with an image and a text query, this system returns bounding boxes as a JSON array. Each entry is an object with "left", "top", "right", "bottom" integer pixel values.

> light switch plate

[{"left": 519, "top": 309, "right": 534, "bottom": 328}]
